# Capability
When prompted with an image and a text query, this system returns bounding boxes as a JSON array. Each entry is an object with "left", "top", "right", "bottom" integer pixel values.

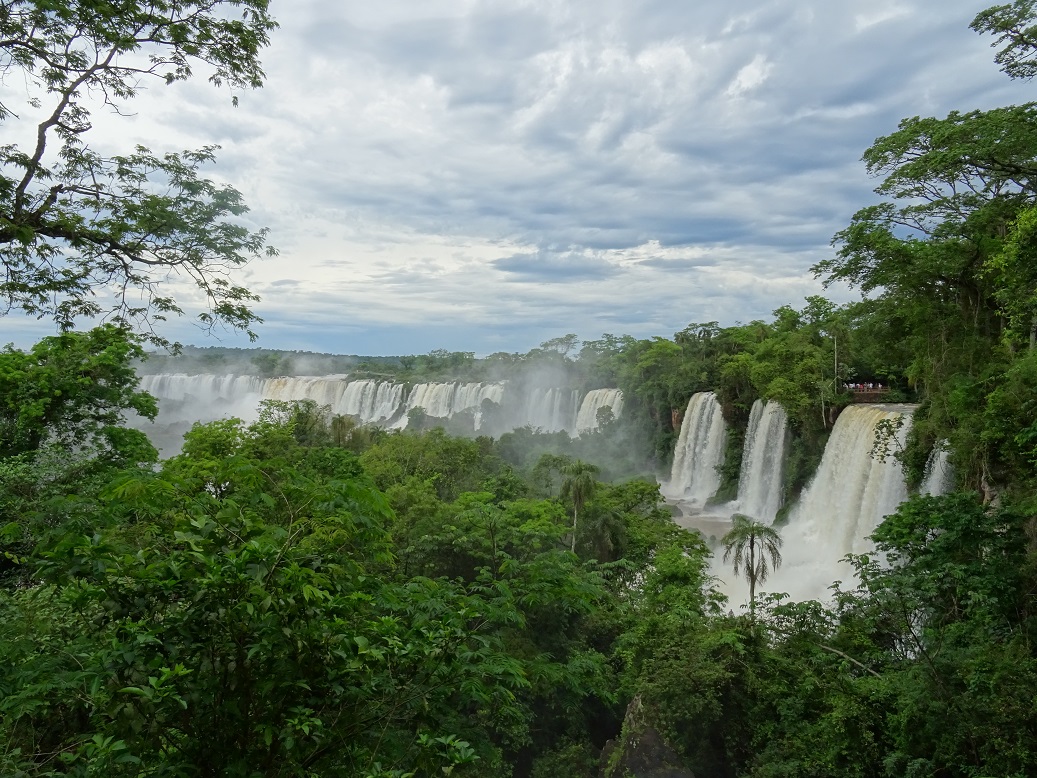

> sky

[{"left": 3, "top": 0, "right": 1034, "bottom": 356}]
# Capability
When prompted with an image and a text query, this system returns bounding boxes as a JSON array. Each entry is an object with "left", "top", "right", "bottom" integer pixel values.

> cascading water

[
  {"left": 393, "top": 382, "right": 506, "bottom": 428},
  {"left": 134, "top": 373, "right": 270, "bottom": 455},
  {"left": 520, "top": 387, "right": 581, "bottom": 433},
  {"left": 575, "top": 389, "right": 624, "bottom": 433},
  {"left": 791, "top": 405, "right": 913, "bottom": 557},
  {"left": 920, "top": 443, "right": 954, "bottom": 496},
  {"left": 264, "top": 375, "right": 350, "bottom": 411},
  {"left": 334, "top": 380, "right": 404, "bottom": 424},
  {"left": 138, "top": 373, "right": 267, "bottom": 420},
  {"left": 665, "top": 392, "right": 727, "bottom": 509},
  {"left": 734, "top": 400, "right": 789, "bottom": 524},
  {"left": 400, "top": 383, "right": 460, "bottom": 421},
  {"left": 137, "top": 371, "right": 622, "bottom": 449},
  {"left": 715, "top": 404, "right": 915, "bottom": 606}
]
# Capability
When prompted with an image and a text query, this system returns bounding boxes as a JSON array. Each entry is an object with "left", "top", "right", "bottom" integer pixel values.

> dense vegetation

[{"left": 4, "top": 0, "right": 1037, "bottom": 775}]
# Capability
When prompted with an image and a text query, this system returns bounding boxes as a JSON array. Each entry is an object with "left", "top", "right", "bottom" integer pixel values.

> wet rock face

[{"left": 600, "top": 696, "right": 695, "bottom": 778}]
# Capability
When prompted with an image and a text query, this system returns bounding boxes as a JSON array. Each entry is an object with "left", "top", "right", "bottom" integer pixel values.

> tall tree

[
  {"left": 0, "top": 0, "right": 277, "bottom": 345},
  {"left": 560, "top": 460, "right": 599, "bottom": 553},
  {"left": 721, "top": 514, "right": 783, "bottom": 616}
]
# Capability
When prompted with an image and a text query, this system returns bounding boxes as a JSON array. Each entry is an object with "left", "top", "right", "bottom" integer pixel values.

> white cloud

[
  {"left": 0, "top": 0, "right": 1028, "bottom": 355},
  {"left": 725, "top": 54, "right": 773, "bottom": 96}
]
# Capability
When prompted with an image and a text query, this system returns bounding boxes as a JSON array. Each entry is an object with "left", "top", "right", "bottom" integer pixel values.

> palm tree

[
  {"left": 560, "top": 460, "right": 599, "bottom": 553},
  {"left": 721, "top": 514, "right": 783, "bottom": 616}
]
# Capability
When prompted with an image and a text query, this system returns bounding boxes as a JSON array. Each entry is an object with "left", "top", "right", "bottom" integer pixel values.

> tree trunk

[
  {"left": 748, "top": 536, "right": 757, "bottom": 617},
  {"left": 571, "top": 506, "right": 578, "bottom": 553}
]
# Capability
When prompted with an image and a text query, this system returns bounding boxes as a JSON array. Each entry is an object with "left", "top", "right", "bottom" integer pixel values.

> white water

[
  {"left": 137, "top": 373, "right": 267, "bottom": 425},
  {"left": 520, "top": 387, "right": 581, "bottom": 433},
  {"left": 264, "top": 376, "right": 350, "bottom": 413},
  {"left": 664, "top": 392, "right": 727, "bottom": 509},
  {"left": 920, "top": 443, "right": 954, "bottom": 496},
  {"left": 335, "top": 380, "right": 405, "bottom": 424},
  {"left": 710, "top": 404, "right": 914, "bottom": 606},
  {"left": 575, "top": 388, "right": 624, "bottom": 433},
  {"left": 393, "top": 382, "right": 506, "bottom": 429},
  {"left": 136, "top": 372, "right": 620, "bottom": 446},
  {"left": 790, "top": 405, "right": 913, "bottom": 557},
  {"left": 733, "top": 400, "right": 789, "bottom": 524}
]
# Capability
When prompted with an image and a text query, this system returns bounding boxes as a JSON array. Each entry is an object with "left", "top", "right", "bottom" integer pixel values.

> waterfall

[
  {"left": 402, "top": 383, "right": 459, "bottom": 420},
  {"left": 521, "top": 387, "right": 581, "bottom": 433},
  {"left": 735, "top": 400, "right": 789, "bottom": 524},
  {"left": 133, "top": 373, "right": 270, "bottom": 456},
  {"left": 263, "top": 375, "right": 350, "bottom": 410},
  {"left": 137, "top": 371, "right": 620, "bottom": 445},
  {"left": 920, "top": 443, "right": 954, "bottom": 496},
  {"left": 393, "top": 382, "right": 506, "bottom": 428},
  {"left": 791, "top": 405, "right": 913, "bottom": 557},
  {"left": 138, "top": 373, "right": 266, "bottom": 406},
  {"left": 715, "top": 404, "right": 915, "bottom": 605},
  {"left": 137, "top": 373, "right": 267, "bottom": 423},
  {"left": 665, "top": 392, "right": 727, "bottom": 508},
  {"left": 334, "top": 380, "right": 405, "bottom": 424},
  {"left": 575, "top": 389, "right": 624, "bottom": 433}
]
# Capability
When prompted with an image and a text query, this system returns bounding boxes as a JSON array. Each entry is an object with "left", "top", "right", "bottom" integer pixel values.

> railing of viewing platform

[{"left": 846, "top": 386, "right": 891, "bottom": 403}]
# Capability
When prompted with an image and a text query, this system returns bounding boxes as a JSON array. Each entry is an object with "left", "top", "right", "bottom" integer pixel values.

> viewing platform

[{"left": 848, "top": 388, "right": 890, "bottom": 403}]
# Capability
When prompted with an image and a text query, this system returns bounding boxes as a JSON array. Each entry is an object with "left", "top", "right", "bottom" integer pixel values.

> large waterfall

[
  {"left": 575, "top": 388, "right": 624, "bottom": 433},
  {"left": 135, "top": 372, "right": 623, "bottom": 450},
  {"left": 734, "top": 400, "right": 789, "bottom": 524},
  {"left": 790, "top": 405, "right": 913, "bottom": 557},
  {"left": 713, "top": 404, "right": 914, "bottom": 605},
  {"left": 520, "top": 387, "right": 581, "bottom": 433},
  {"left": 393, "top": 382, "right": 505, "bottom": 428},
  {"left": 335, "top": 380, "right": 406, "bottom": 424},
  {"left": 665, "top": 392, "right": 727, "bottom": 508},
  {"left": 137, "top": 373, "right": 267, "bottom": 424}
]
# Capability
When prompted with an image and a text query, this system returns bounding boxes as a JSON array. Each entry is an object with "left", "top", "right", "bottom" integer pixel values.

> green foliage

[
  {"left": 722, "top": 515, "right": 784, "bottom": 615},
  {"left": 561, "top": 460, "right": 600, "bottom": 553},
  {"left": 972, "top": 0, "right": 1037, "bottom": 80},
  {"left": 0, "top": 326, "right": 159, "bottom": 586},
  {"left": 8, "top": 6, "right": 1037, "bottom": 776},
  {"left": 360, "top": 428, "right": 504, "bottom": 502},
  {"left": 2, "top": 413, "right": 535, "bottom": 776},
  {"left": 0, "top": 326, "right": 157, "bottom": 459},
  {"left": 0, "top": 0, "right": 278, "bottom": 345},
  {"left": 252, "top": 352, "right": 296, "bottom": 377}
]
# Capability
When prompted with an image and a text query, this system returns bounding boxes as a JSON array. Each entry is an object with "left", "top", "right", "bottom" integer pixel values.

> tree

[
  {"left": 721, "top": 514, "right": 783, "bottom": 616},
  {"left": 2, "top": 413, "right": 529, "bottom": 775},
  {"left": 972, "top": 0, "right": 1037, "bottom": 80},
  {"left": 814, "top": 3, "right": 1037, "bottom": 491},
  {"left": 0, "top": 324, "right": 156, "bottom": 459},
  {"left": 560, "top": 460, "right": 599, "bottom": 553},
  {"left": 0, "top": 0, "right": 278, "bottom": 346},
  {"left": 540, "top": 334, "right": 580, "bottom": 359}
]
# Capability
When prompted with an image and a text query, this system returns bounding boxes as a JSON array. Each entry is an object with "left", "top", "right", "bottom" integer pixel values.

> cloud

[
  {"left": 494, "top": 249, "right": 619, "bottom": 280},
  {"left": 726, "top": 54, "right": 773, "bottom": 96},
  {"left": 1, "top": 0, "right": 1030, "bottom": 356}
]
